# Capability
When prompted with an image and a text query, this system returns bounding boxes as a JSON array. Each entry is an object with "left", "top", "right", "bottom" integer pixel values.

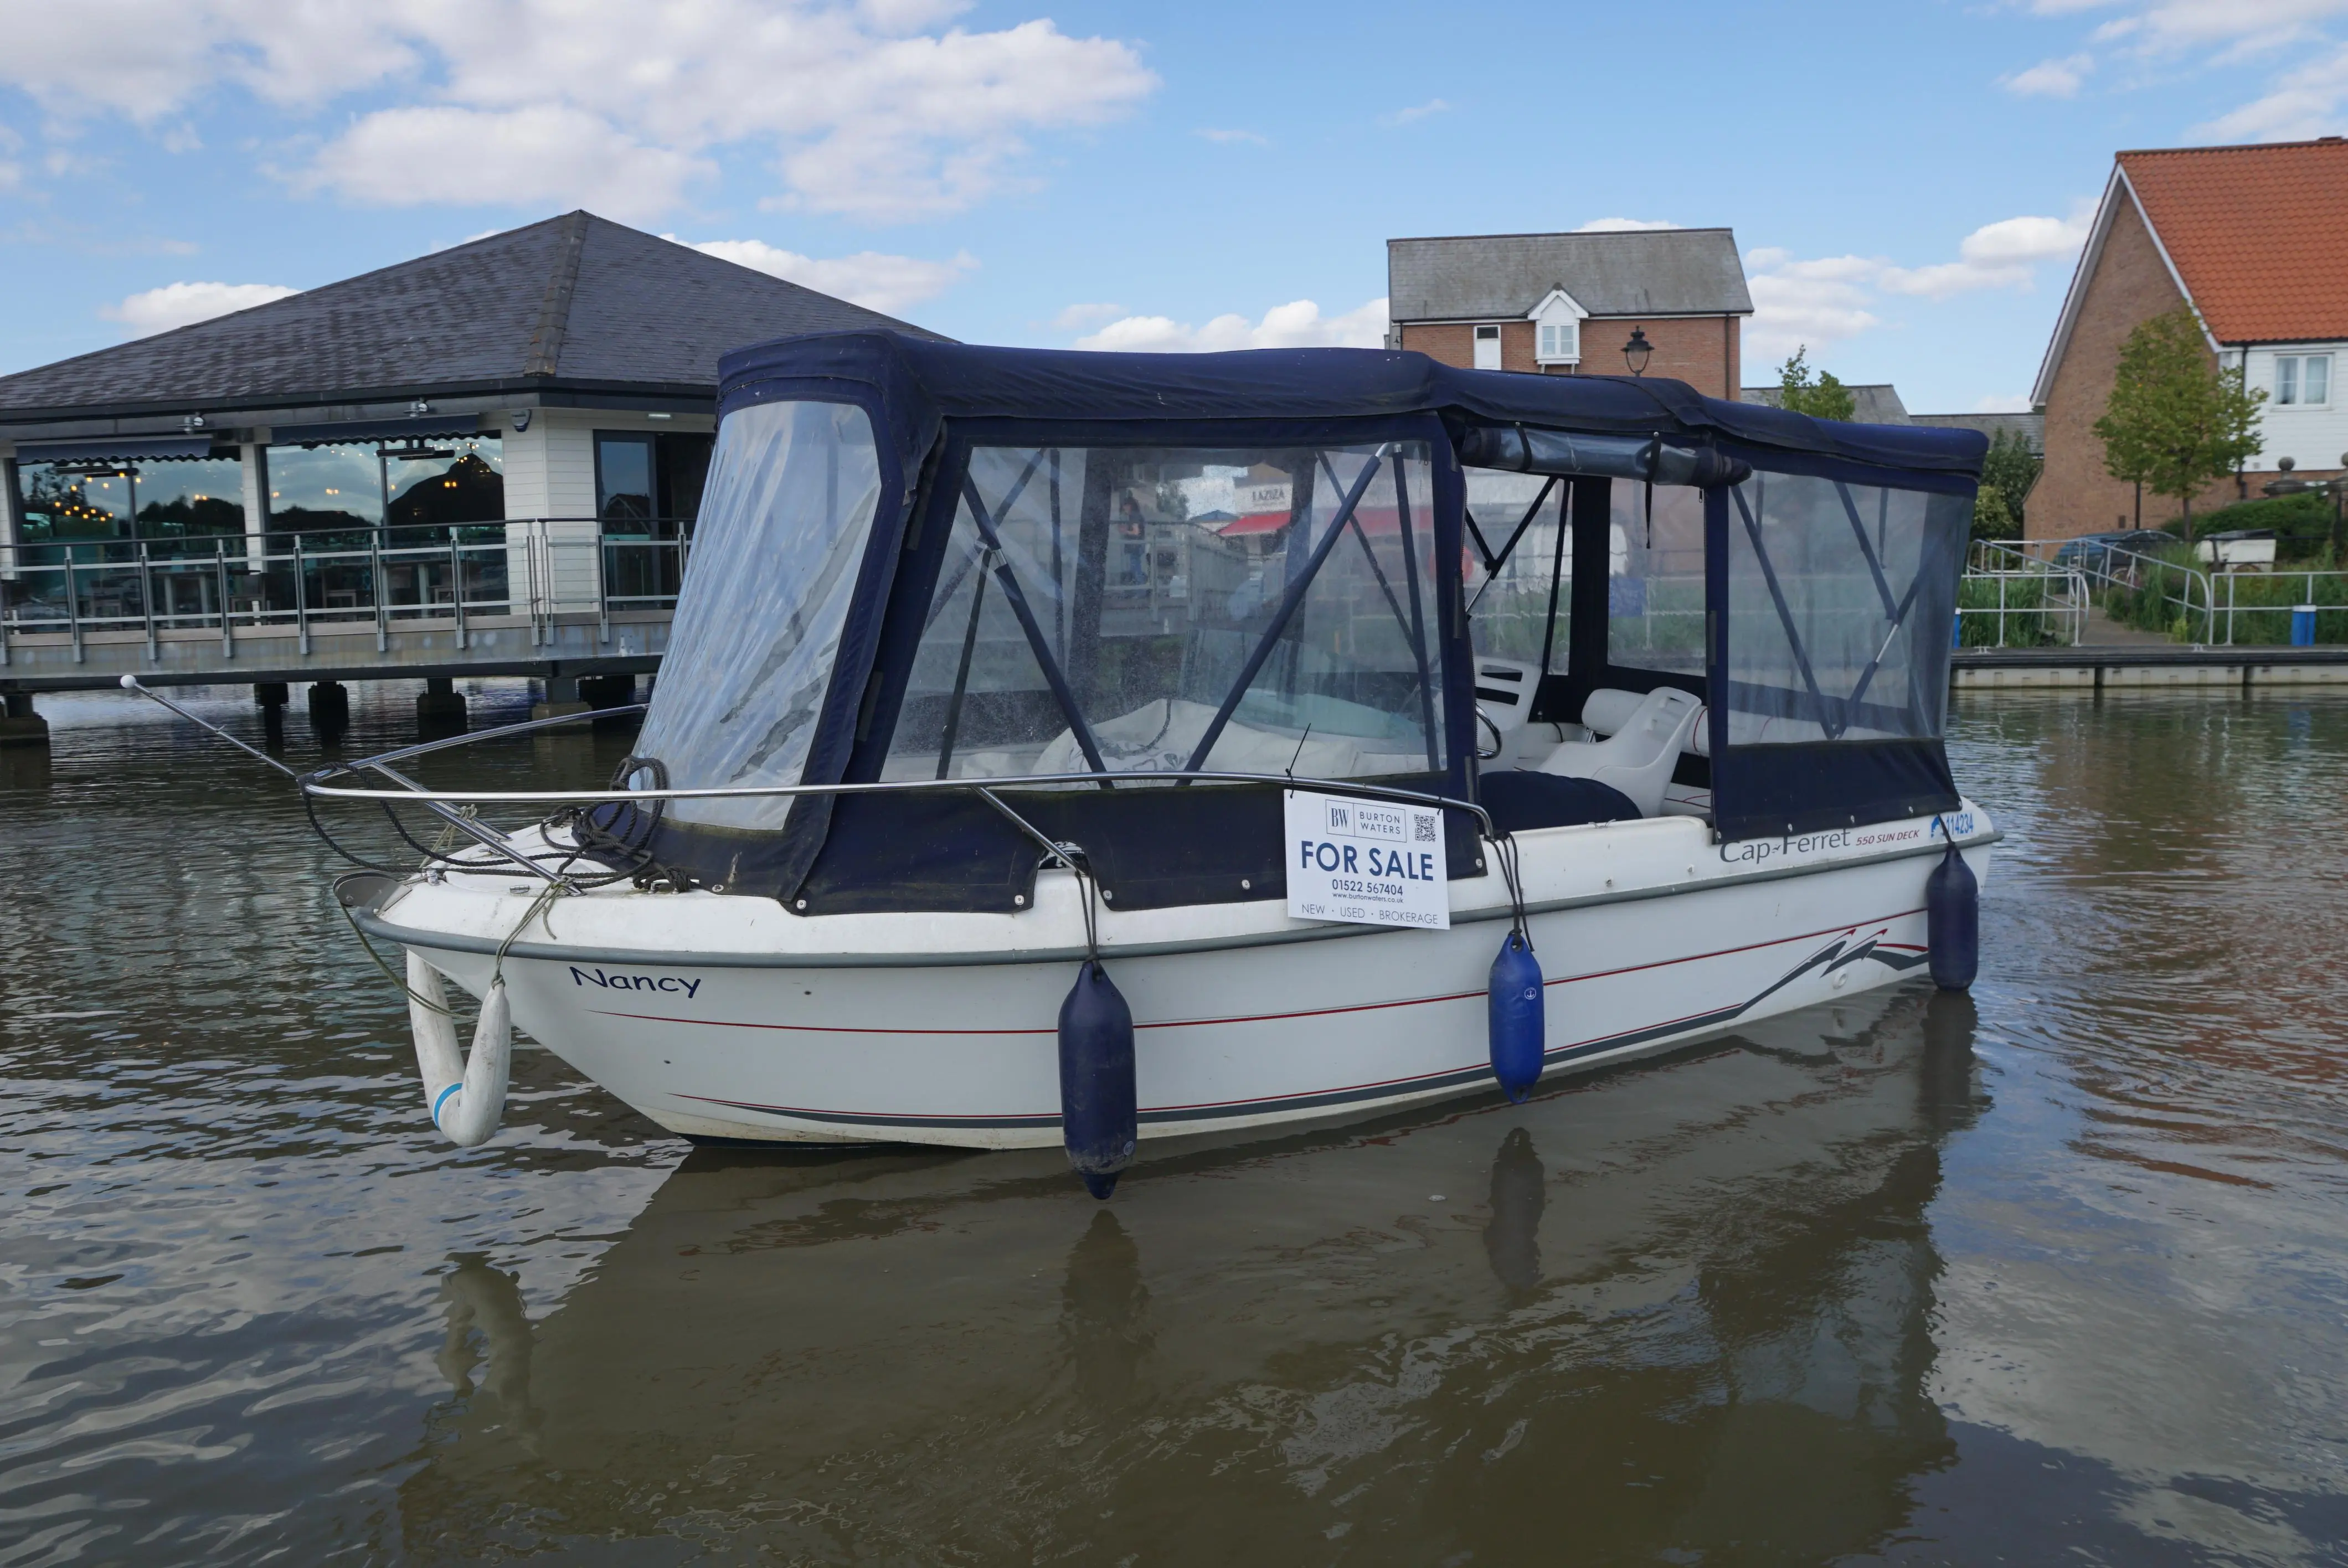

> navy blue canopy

[
  {"left": 717, "top": 332, "right": 1987, "bottom": 480},
  {"left": 611, "top": 331, "right": 1977, "bottom": 906}
]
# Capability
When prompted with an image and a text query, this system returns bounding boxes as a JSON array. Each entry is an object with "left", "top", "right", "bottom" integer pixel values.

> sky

[{"left": 1, "top": 0, "right": 2344, "bottom": 414}]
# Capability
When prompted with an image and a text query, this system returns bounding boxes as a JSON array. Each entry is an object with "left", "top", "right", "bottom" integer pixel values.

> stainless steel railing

[{"left": 0, "top": 519, "right": 693, "bottom": 658}]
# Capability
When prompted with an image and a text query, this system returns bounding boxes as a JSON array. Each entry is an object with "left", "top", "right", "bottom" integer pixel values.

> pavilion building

[{"left": 0, "top": 211, "right": 945, "bottom": 587}]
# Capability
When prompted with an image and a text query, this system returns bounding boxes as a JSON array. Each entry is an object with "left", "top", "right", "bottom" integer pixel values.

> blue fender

[
  {"left": 1058, "top": 959, "right": 1137, "bottom": 1198},
  {"left": 1488, "top": 931, "right": 1546, "bottom": 1102}
]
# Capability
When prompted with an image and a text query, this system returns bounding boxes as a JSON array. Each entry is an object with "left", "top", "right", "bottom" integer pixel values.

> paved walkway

[{"left": 2079, "top": 604, "right": 2175, "bottom": 646}]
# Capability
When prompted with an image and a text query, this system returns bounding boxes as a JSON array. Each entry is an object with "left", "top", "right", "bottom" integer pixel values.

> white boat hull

[{"left": 364, "top": 806, "right": 1992, "bottom": 1149}]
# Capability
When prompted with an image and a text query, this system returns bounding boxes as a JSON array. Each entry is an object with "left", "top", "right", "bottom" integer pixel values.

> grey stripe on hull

[{"left": 668, "top": 931, "right": 1928, "bottom": 1135}]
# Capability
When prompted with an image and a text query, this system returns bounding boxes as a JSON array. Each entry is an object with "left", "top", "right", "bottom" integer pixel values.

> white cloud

[
  {"left": 1877, "top": 210, "right": 2093, "bottom": 297},
  {"left": 1051, "top": 301, "right": 1126, "bottom": 331},
  {"left": 1075, "top": 298, "right": 1389, "bottom": 353},
  {"left": 0, "top": 1, "right": 1157, "bottom": 223},
  {"left": 675, "top": 236, "right": 974, "bottom": 314},
  {"left": 302, "top": 105, "right": 714, "bottom": 223},
  {"left": 1742, "top": 207, "right": 2091, "bottom": 358},
  {"left": 1974, "top": 393, "right": 2037, "bottom": 412},
  {"left": 1574, "top": 216, "right": 1680, "bottom": 231},
  {"left": 2004, "top": 53, "right": 2094, "bottom": 95},
  {"left": 99, "top": 280, "right": 297, "bottom": 337},
  {"left": 1195, "top": 127, "right": 1269, "bottom": 145},
  {"left": 1381, "top": 99, "right": 1449, "bottom": 126},
  {"left": 2011, "top": 0, "right": 2348, "bottom": 136},
  {"left": 1744, "top": 257, "right": 1883, "bottom": 359},
  {"left": 2197, "top": 39, "right": 2348, "bottom": 136}
]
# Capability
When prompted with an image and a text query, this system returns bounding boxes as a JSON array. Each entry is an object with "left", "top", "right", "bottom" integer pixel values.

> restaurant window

[
  {"left": 16, "top": 452, "right": 245, "bottom": 548},
  {"left": 596, "top": 430, "right": 714, "bottom": 530},
  {"left": 264, "top": 436, "right": 503, "bottom": 533},
  {"left": 266, "top": 443, "right": 383, "bottom": 532},
  {"left": 383, "top": 436, "right": 504, "bottom": 527},
  {"left": 596, "top": 433, "right": 655, "bottom": 523}
]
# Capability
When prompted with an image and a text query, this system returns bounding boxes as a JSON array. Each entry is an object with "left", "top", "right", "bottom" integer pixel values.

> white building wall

[
  {"left": 501, "top": 416, "right": 600, "bottom": 612},
  {"left": 500, "top": 409, "right": 715, "bottom": 615},
  {"left": 2239, "top": 342, "right": 2348, "bottom": 475}
]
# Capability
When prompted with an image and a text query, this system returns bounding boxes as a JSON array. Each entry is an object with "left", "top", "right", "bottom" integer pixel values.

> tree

[
  {"left": 1776, "top": 347, "right": 1856, "bottom": 422},
  {"left": 1972, "top": 483, "right": 2019, "bottom": 543},
  {"left": 1978, "top": 427, "right": 2041, "bottom": 534},
  {"left": 2093, "top": 307, "right": 2265, "bottom": 539}
]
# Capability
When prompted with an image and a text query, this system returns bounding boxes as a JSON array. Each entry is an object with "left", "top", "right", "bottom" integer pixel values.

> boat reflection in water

[{"left": 397, "top": 986, "right": 1984, "bottom": 1560}]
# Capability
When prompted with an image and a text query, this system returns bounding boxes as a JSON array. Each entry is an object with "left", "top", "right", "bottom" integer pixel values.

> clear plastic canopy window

[
  {"left": 1724, "top": 472, "right": 1966, "bottom": 746},
  {"left": 634, "top": 400, "right": 883, "bottom": 829},
  {"left": 882, "top": 441, "right": 1444, "bottom": 783},
  {"left": 1463, "top": 467, "right": 1568, "bottom": 671}
]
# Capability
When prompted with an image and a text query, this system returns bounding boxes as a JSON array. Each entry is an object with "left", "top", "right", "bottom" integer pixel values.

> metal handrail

[
  {"left": 299, "top": 767, "right": 1497, "bottom": 835},
  {"left": 2212, "top": 568, "right": 2348, "bottom": 646},
  {"left": 1, "top": 518, "right": 694, "bottom": 644},
  {"left": 1957, "top": 545, "right": 2089, "bottom": 647}
]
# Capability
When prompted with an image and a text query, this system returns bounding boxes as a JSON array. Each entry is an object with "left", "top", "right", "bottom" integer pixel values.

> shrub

[
  {"left": 2181, "top": 491, "right": 2335, "bottom": 553},
  {"left": 1958, "top": 569, "right": 2061, "bottom": 647}
]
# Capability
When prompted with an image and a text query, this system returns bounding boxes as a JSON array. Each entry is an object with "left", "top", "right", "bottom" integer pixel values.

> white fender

[{"left": 406, "top": 950, "right": 512, "bottom": 1148}]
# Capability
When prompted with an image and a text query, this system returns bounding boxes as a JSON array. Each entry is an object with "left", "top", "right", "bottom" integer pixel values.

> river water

[{"left": 2, "top": 683, "right": 2346, "bottom": 1565}]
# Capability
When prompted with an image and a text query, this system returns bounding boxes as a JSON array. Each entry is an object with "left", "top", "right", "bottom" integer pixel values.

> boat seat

[
  {"left": 1536, "top": 686, "right": 1705, "bottom": 817},
  {"left": 1471, "top": 657, "right": 1541, "bottom": 767},
  {"left": 1479, "top": 771, "right": 1640, "bottom": 834}
]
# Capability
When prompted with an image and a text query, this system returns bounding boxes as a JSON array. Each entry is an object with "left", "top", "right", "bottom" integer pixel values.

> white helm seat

[{"left": 1533, "top": 686, "right": 1704, "bottom": 817}]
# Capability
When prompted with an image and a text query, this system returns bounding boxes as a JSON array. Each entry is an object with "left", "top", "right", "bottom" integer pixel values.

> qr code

[{"left": 1413, "top": 814, "right": 1437, "bottom": 843}]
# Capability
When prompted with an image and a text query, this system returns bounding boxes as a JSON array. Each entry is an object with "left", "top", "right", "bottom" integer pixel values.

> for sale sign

[{"left": 1283, "top": 789, "right": 1450, "bottom": 930}]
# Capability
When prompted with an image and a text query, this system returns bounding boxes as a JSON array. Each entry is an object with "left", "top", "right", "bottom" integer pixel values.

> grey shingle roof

[
  {"left": 1910, "top": 411, "right": 2044, "bottom": 454},
  {"left": 0, "top": 212, "right": 948, "bottom": 421},
  {"left": 1741, "top": 383, "right": 1913, "bottom": 425},
  {"left": 1388, "top": 230, "right": 1753, "bottom": 322}
]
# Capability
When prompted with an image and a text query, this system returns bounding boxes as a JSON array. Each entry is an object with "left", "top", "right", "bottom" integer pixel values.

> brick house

[
  {"left": 2029, "top": 138, "right": 2348, "bottom": 544},
  {"left": 1387, "top": 230, "right": 1752, "bottom": 399}
]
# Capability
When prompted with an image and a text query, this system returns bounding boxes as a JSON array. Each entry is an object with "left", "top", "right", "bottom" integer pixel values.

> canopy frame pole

[
  {"left": 1182, "top": 445, "right": 1392, "bottom": 775},
  {"left": 1728, "top": 481, "right": 1837, "bottom": 738},
  {"left": 1832, "top": 480, "right": 1903, "bottom": 619},
  {"left": 934, "top": 551, "right": 992, "bottom": 780},
  {"left": 1463, "top": 476, "right": 1562, "bottom": 600},
  {"left": 1537, "top": 482, "right": 1569, "bottom": 678},
  {"left": 957, "top": 473, "right": 1113, "bottom": 782},
  {"left": 1387, "top": 450, "right": 1438, "bottom": 770}
]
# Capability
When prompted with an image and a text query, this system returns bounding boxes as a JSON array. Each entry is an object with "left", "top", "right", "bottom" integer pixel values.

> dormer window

[{"left": 1528, "top": 287, "right": 1588, "bottom": 368}]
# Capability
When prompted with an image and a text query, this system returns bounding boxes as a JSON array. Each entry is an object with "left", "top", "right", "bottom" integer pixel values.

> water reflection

[
  {"left": 388, "top": 986, "right": 1984, "bottom": 1560},
  {"left": 1482, "top": 1127, "right": 1543, "bottom": 1296},
  {"left": 1062, "top": 1211, "right": 1156, "bottom": 1411}
]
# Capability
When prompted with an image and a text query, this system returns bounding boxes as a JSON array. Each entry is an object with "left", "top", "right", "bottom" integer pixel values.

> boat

[{"left": 141, "top": 333, "right": 1997, "bottom": 1189}]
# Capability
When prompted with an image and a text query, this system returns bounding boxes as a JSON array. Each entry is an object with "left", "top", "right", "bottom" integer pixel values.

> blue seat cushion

[{"left": 1479, "top": 770, "right": 1641, "bottom": 834}]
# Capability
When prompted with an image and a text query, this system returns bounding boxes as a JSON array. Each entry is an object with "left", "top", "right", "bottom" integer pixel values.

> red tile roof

[{"left": 2119, "top": 138, "right": 2348, "bottom": 344}]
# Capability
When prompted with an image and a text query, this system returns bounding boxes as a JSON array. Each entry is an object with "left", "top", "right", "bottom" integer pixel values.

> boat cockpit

[{"left": 607, "top": 334, "right": 1981, "bottom": 916}]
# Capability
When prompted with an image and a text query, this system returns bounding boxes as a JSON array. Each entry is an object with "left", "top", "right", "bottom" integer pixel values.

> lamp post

[{"left": 1622, "top": 327, "right": 1653, "bottom": 378}]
